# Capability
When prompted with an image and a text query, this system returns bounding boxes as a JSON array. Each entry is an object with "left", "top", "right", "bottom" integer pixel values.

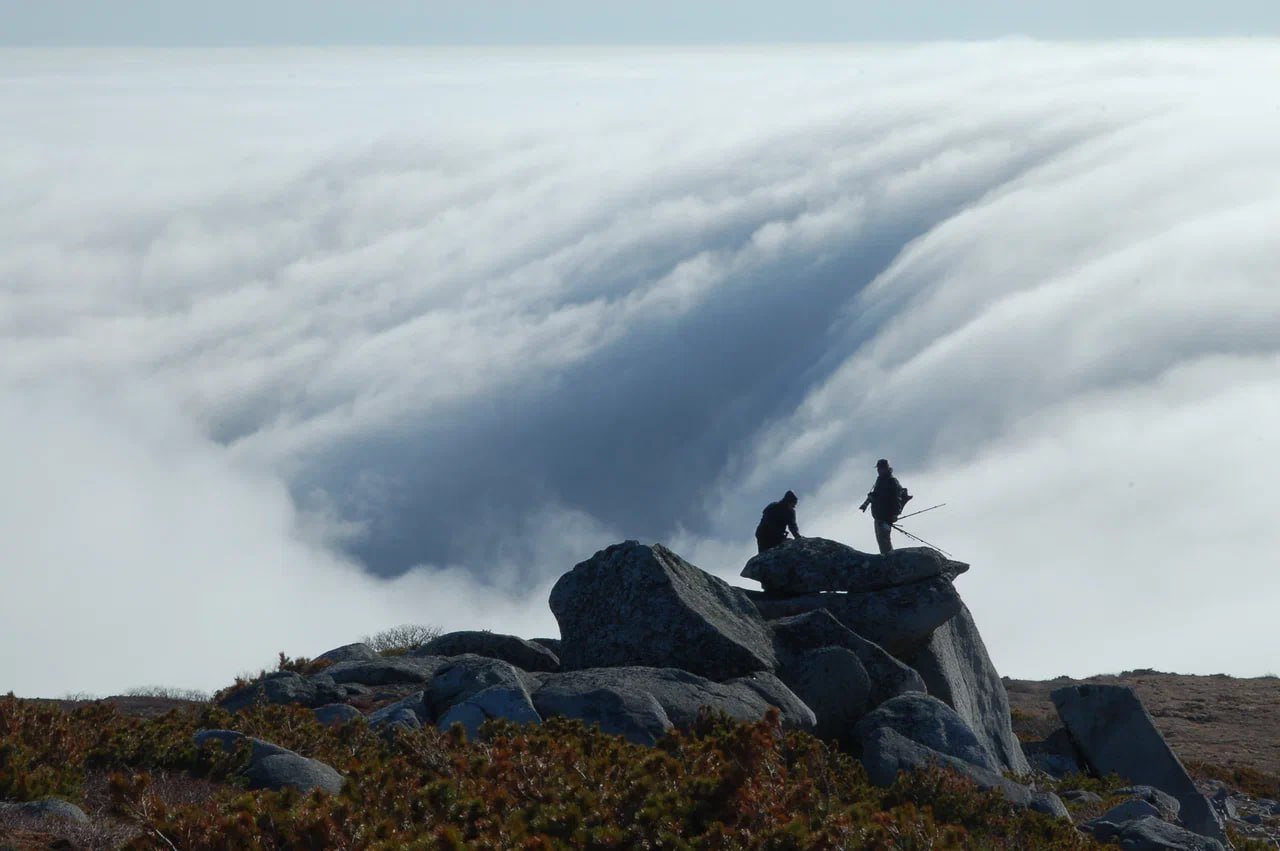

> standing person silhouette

[
  {"left": 861, "top": 459, "right": 910, "bottom": 554},
  {"left": 755, "top": 490, "right": 801, "bottom": 553}
]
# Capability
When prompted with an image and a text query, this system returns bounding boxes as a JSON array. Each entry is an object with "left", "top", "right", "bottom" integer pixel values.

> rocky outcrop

[
  {"left": 903, "top": 603, "right": 1029, "bottom": 775},
  {"left": 413, "top": 630, "right": 560, "bottom": 673},
  {"left": 768, "top": 609, "right": 925, "bottom": 707},
  {"left": 533, "top": 681, "right": 673, "bottom": 745},
  {"left": 550, "top": 541, "right": 776, "bottom": 680},
  {"left": 427, "top": 655, "right": 536, "bottom": 717},
  {"left": 743, "top": 539, "right": 968, "bottom": 595},
  {"left": 778, "top": 648, "right": 872, "bottom": 744},
  {"left": 194, "top": 730, "right": 344, "bottom": 795},
  {"left": 1052, "top": 684, "right": 1226, "bottom": 843},
  {"left": 533, "top": 667, "right": 814, "bottom": 733},
  {"left": 860, "top": 727, "right": 1068, "bottom": 819},
  {"left": 855, "top": 693, "right": 997, "bottom": 771},
  {"left": 368, "top": 691, "right": 427, "bottom": 732},
  {"left": 314, "top": 703, "right": 364, "bottom": 726},
  {"left": 748, "top": 576, "right": 962, "bottom": 657}
]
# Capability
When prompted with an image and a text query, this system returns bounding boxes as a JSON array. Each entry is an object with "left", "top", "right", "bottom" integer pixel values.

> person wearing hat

[
  {"left": 755, "top": 490, "right": 801, "bottom": 553},
  {"left": 861, "top": 459, "right": 910, "bottom": 554}
]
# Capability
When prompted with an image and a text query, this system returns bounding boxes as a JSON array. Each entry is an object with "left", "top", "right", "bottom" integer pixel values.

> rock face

[
  {"left": 533, "top": 681, "right": 672, "bottom": 746},
  {"left": 533, "top": 667, "right": 814, "bottom": 733},
  {"left": 550, "top": 541, "right": 777, "bottom": 680},
  {"left": 1052, "top": 684, "right": 1226, "bottom": 843},
  {"left": 438, "top": 684, "right": 542, "bottom": 739},
  {"left": 413, "top": 630, "right": 560, "bottom": 673},
  {"left": 743, "top": 539, "right": 968, "bottom": 595},
  {"left": 194, "top": 730, "right": 344, "bottom": 795},
  {"left": 748, "top": 576, "right": 962, "bottom": 657},
  {"left": 904, "top": 603, "right": 1029, "bottom": 775}
]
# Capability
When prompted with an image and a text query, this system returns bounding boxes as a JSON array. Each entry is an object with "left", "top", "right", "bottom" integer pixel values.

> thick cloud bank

[{"left": 3, "top": 44, "right": 1278, "bottom": 696}]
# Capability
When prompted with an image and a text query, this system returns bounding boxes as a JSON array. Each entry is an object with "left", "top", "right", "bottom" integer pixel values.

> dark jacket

[
  {"left": 756, "top": 500, "right": 799, "bottom": 543},
  {"left": 870, "top": 473, "right": 905, "bottom": 522}
]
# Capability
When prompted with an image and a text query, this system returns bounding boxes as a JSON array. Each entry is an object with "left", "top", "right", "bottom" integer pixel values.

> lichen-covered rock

[
  {"left": 438, "top": 684, "right": 542, "bottom": 739},
  {"left": 0, "top": 797, "right": 90, "bottom": 825},
  {"left": 903, "top": 603, "right": 1029, "bottom": 775},
  {"left": 747, "top": 576, "right": 962, "bottom": 657},
  {"left": 778, "top": 648, "right": 872, "bottom": 744},
  {"left": 313, "top": 703, "right": 364, "bottom": 726},
  {"left": 369, "top": 691, "right": 426, "bottom": 731},
  {"left": 550, "top": 541, "right": 776, "bottom": 680},
  {"left": 1053, "top": 684, "right": 1225, "bottom": 843},
  {"left": 532, "top": 683, "right": 671, "bottom": 746},
  {"left": 322, "top": 655, "right": 448, "bottom": 686},
  {"left": 742, "top": 539, "right": 968, "bottom": 594},
  {"left": 217, "top": 670, "right": 345, "bottom": 713},
  {"left": 427, "top": 655, "right": 534, "bottom": 718},
  {"left": 413, "top": 630, "right": 560, "bottom": 672}
]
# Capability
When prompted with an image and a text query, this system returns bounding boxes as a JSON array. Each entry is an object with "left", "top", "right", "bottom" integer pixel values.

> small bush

[
  {"left": 124, "top": 686, "right": 212, "bottom": 702},
  {"left": 362, "top": 624, "right": 443, "bottom": 656}
]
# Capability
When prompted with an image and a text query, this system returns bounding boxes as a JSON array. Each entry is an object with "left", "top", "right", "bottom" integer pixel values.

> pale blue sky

[{"left": 4, "top": 0, "right": 1280, "bottom": 46}]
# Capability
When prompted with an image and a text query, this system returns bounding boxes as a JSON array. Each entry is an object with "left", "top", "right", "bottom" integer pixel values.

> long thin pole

[
  {"left": 896, "top": 503, "right": 946, "bottom": 522},
  {"left": 890, "top": 523, "right": 953, "bottom": 558}
]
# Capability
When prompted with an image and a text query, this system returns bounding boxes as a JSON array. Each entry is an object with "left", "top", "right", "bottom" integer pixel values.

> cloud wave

[{"left": 3, "top": 43, "right": 1279, "bottom": 695}]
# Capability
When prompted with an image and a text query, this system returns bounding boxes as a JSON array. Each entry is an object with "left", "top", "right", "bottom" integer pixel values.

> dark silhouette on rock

[
  {"left": 860, "top": 458, "right": 910, "bottom": 554},
  {"left": 755, "top": 490, "right": 801, "bottom": 553}
]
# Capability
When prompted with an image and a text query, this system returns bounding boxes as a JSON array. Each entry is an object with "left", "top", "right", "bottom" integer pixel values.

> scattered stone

[
  {"left": 747, "top": 575, "right": 962, "bottom": 656},
  {"left": 1086, "top": 816, "right": 1225, "bottom": 851},
  {"left": 1118, "top": 786, "right": 1182, "bottom": 822},
  {"left": 313, "top": 703, "right": 364, "bottom": 726},
  {"left": 855, "top": 693, "right": 997, "bottom": 771},
  {"left": 194, "top": 730, "right": 343, "bottom": 795},
  {"left": 903, "top": 603, "right": 1030, "bottom": 775},
  {"left": 742, "top": 538, "right": 968, "bottom": 595},
  {"left": 1052, "top": 684, "right": 1225, "bottom": 843},
  {"left": 315, "top": 642, "right": 379, "bottom": 664},
  {"left": 768, "top": 609, "right": 925, "bottom": 706},
  {"left": 412, "top": 630, "right": 560, "bottom": 673},
  {"left": 550, "top": 541, "right": 777, "bottom": 680},
  {"left": 0, "top": 798, "right": 90, "bottom": 825}
]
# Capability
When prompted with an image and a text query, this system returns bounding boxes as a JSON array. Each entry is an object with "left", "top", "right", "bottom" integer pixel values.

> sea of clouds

[{"left": 3, "top": 43, "right": 1279, "bottom": 697}]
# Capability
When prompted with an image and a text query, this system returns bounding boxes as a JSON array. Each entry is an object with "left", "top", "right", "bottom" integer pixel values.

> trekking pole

[
  {"left": 890, "top": 523, "right": 954, "bottom": 558},
  {"left": 895, "top": 503, "right": 946, "bottom": 522}
]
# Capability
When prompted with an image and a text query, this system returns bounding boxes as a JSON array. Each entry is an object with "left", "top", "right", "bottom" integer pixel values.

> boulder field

[{"left": 209, "top": 536, "right": 1227, "bottom": 847}]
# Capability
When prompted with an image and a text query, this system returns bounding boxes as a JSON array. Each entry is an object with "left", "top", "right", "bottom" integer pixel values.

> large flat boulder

[
  {"left": 860, "top": 727, "right": 1069, "bottom": 820},
  {"left": 412, "top": 630, "right": 560, "bottom": 672},
  {"left": 314, "top": 642, "right": 379, "bottom": 664},
  {"left": 902, "top": 602, "right": 1029, "bottom": 775},
  {"left": 747, "top": 575, "right": 962, "bottom": 656},
  {"left": 533, "top": 667, "right": 814, "bottom": 735},
  {"left": 768, "top": 609, "right": 925, "bottom": 707},
  {"left": 549, "top": 541, "right": 776, "bottom": 680},
  {"left": 1052, "top": 684, "right": 1225, "bottom": 844},
  {"left": 743, "top": 539, "right": 968, "bottom": 595}
]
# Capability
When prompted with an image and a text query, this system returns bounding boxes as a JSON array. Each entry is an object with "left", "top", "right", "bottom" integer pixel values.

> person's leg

[
  {"left": 874, "top": 520, "right": 893, "bottom": 554},
  {"left": 757, "top": 534, "right": 771, "bottom": 554}
]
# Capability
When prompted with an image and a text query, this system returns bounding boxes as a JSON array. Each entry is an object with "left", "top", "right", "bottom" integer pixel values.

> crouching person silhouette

[{"left": 755, "top": 490, "right": 801, "bottom": 553}]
